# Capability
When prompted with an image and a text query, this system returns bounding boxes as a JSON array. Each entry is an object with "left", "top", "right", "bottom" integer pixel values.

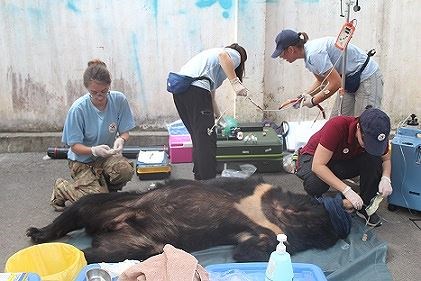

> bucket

[{"left": 5, "top": 242, "right": 87, "bottom": 281}]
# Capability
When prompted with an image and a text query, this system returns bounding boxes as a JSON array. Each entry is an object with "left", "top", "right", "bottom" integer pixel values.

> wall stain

[
  {"left": 6, "top": 67, "right": 67, "bottom": 131},
  {"left": 66, "top": 0, "right": 81, "bottom": 13},
  {"left": 151, "top": 0, "right": 158, "bottom": 17},
  {"left": 112, "top": 77, "right": 141, "bottom": 122},
  {"left": 130, "top": 33, "right": 148, "bottom": 115},
  {"left": 65, "top": 80, "right": 85, "bottom": 107},
  {"left": 196, "top": 0, "right": 233, "bottom": 19}
]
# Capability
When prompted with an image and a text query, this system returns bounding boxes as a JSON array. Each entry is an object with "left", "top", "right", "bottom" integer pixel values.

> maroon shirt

[{"left": 300, "top": 116, "right": 365, "bottom": 160}]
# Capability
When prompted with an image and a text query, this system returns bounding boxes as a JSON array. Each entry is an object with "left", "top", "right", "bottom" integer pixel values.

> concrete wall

[
  {"left": 264, "top": 0, "right": 421, "bottom": 126},
  {"left": 0, "top": 0, "right": 420, "bottom": 132}
]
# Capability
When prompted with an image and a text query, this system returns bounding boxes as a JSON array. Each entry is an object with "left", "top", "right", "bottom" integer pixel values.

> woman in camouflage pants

[{"left": 51, "top": 59, "right": 136, "bottom": 211}]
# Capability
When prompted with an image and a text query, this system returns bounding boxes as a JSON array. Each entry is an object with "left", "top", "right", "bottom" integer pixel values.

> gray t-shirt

[
  {"left": 304, "top": 37, "right": 378, "bottom": 82},
  {"left": 178, "top": 47, "right": 241, "bottom": 91}
]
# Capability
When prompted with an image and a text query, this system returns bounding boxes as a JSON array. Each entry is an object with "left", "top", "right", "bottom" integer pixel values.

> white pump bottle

[{"left": 265, "top": 234, "right": 294, "bottom": 281}]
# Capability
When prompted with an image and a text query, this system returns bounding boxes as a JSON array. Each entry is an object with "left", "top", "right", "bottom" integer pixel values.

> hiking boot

[
  {"left": 50, "top": 179, "right": 66, "bottom": 212},
  {"left": 50, "top": 199, "right": 65, "bottom": 212},
  {"left": 356, "top": 209, "right": 382, "bottom": 227}
]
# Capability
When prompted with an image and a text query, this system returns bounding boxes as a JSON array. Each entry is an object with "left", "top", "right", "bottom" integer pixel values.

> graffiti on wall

[
  {"left": 196, "top": 0, "right": 234, "bottom": 19},
  {"left": 195, "top": 0, "right": 320, "bottom": 20}
]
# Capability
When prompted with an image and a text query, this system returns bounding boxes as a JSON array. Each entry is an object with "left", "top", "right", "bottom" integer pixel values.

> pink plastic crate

[{"left": 169, "top": 134, "right": 193, "bottom": 163}]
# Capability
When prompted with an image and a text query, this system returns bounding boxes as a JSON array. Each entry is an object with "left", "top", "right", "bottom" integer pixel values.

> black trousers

[
  {"left": 173, "top": 86, "right": 216, "bottom": 180},
  {"left": 295, "top": 152, "right": 382, "bottom": 205}
]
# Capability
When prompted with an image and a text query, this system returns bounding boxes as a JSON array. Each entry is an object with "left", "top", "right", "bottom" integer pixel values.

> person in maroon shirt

[{"left": 296, "top": 107, "right": 392, "bottom": 227}]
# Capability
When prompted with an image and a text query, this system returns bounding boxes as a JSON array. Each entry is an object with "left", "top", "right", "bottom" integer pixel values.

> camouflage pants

[{"left": 51, "top": 155, "right": 134, "bottom": 211}]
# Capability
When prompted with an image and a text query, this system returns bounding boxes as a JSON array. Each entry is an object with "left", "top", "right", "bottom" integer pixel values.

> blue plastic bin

[
  {"left": 0, "top": 273, "right": 41, "bottom": 281},
  {"left": 206, "top": 262, "right": 327, "bottom": 281}
]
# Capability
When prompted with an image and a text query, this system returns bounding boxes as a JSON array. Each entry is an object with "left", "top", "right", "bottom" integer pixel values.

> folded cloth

[{"left": 119, "top": 244, "right": 209, "bottom": 281}]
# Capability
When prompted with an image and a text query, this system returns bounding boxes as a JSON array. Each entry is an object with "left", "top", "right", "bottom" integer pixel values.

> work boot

[{"left": 50, "top": 178, "right": 66, "bottom": 212}]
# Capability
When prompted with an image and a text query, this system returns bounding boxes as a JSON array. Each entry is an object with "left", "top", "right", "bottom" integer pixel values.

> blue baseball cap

[
  {"left": 271, "top": 29, "right": 300, "bottom": 58},
  {"left": 359, "top": 108, "right": 391, "bottom": 156}
]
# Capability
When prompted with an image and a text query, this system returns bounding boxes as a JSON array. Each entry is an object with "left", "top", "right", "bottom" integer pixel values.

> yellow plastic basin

[{"left": 5, "top": 242, "right": 87, "bottom": 281}]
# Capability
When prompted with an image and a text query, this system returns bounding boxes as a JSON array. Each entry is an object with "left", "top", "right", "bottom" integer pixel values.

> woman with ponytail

[
  {"left": 271, "top": 29, "right": 383, "bottom": 117},
  {"left": 169, "top": 44, "right": 248, "bottom": 180}
]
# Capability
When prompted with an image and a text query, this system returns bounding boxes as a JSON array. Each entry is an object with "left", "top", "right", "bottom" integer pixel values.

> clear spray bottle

[{"left": 265, "top": 234, "right": 294, "bottom": 281}]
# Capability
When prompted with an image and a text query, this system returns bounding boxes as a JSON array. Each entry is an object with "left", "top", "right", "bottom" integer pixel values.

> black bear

[{"left": 27, "top": 177, "right": 344, "bottom": 263}]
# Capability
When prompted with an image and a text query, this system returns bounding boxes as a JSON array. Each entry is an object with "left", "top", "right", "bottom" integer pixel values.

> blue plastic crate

[
  {"left": 0, "top": 273, "right": 41, "bottom": 281},
  {"left": 206, "top": 262, "right": 327, "bottom": 281}
]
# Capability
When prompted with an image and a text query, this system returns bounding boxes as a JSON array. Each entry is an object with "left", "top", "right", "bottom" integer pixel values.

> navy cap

[
  {"left": 271, "top": 29, "right": 300, "bottom": 58},
  {"left": 359, "top": 108, "right": 391, "bottom": 156}
]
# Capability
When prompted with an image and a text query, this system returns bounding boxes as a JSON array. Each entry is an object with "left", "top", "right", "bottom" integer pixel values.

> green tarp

[{"left": 67, "top": 216, "right": 392, "bottom": 281}]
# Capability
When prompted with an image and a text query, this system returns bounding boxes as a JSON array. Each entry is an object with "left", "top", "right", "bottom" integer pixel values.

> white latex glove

[
  {"left": 113, "top": 137, "right": 125, "bottom": 154},
  {"left": 91, "top": 144, "right": 116, "bottom": 158},
  {"left": 300, "top": 93, "right": 315, "bottom": 108},
  {"left": 378, "top": 176, "right": 393, "bottom": 196},
  {"left": 229, "top": 77, "right": 247, "bottom": 97},
  {"left": 342, "top": 186, "right": 364, "bottom": 210}
]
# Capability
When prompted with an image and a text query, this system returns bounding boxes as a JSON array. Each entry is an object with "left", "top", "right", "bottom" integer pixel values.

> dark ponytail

[
  {"left": 295, "top": 32, "right": 309, "bottom": 48},
  {"left": 226, "top": 43, "right": 247, "bottom": 82}
]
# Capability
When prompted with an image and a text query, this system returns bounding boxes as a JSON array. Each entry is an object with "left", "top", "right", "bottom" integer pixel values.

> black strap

[
  {"left": 359, "top": 49, "right": 376, "bottom": 74},
  {"left": 192, "top": 76, "right": 212, "bottom": 84}
]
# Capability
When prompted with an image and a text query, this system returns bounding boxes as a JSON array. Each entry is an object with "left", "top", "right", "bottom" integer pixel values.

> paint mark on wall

[
  {"left": 27, "top": 7, "right": 44, "bottom": 23},
  {"left": 67, "top": 0, "right": 81, "bottom": 13},
  {"left": 151, "top": 0, "right": 158, "bottom": 17},
  {"left": 196, "top": 0, "right": 233, "bottom": 19},
  {"left": 130, "top": 33, "right": 148, "bottom": 114}
]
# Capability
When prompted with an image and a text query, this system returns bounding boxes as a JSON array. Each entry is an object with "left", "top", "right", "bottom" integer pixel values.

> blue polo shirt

[
  {"left": 178, "top": 47, "right": 241, "bottom": 91},
  {"left": 62, "top": 91, "right": 136, "bottom": 163},
  {"left": 304, "top": 37, "right": 378, "bottom": 81}
]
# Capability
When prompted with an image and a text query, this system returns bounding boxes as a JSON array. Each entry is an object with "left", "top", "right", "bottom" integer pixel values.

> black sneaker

[{"left": 356, "top": 209, "right": 382, "bottom": 227}]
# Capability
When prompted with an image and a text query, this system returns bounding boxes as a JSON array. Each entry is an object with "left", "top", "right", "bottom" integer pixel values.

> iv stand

[{"left": 339, "top": 0, "right": 354, "bottom": 116}]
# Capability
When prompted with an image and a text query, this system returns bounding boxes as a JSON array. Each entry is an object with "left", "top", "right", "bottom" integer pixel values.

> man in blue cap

[{"left": 295, "top": 107, "right": 392, "bottom": 227}]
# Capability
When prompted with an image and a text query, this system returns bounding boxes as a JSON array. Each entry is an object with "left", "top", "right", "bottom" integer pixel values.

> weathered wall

[
  {"left": 0, "top": 0, "right": 419, "bottom": 132},
  {"left": 264, "top": 0, "right": 421, "bottom": 126},
  {"left": 0, "top": 0, "right": 239, "bottom": 131}
]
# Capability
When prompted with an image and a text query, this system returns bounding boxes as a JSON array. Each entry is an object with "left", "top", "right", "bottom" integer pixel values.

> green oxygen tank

[{"left": 221, "top": 115, "right": 238, "bottom": 137}]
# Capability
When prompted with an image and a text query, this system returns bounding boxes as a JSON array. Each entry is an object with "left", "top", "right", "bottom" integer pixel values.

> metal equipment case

[
  {"left": 216, "top": 127, "right": 283, "bottom": 173},
  {"left": 388, "top": 114, "right": 421, "bottom": 211}
]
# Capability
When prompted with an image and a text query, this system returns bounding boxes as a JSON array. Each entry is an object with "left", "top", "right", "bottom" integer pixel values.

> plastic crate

[
  {"left": 0, "top": 273, "right": 41, "bottom": 281},
  {"left": 206, "top": 262, "right": 327, "bottom": 281}
]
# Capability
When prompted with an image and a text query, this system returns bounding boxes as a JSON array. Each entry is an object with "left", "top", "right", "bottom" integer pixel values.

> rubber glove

[
  {"left": 91, "top": 145, "right": 115, "bottom": 158},
  {"left": 300, "top": 93, "right": 315, "bottom": 108},
  {"left": 378, "top": 176, "right": 393, "bottom": 196},
  {"left": 113, "top": 137, "right": 125, "bottom": 154},
  {"left": 229, "top": 77, "right": 247, "bottom": 97},
  {"left": 342, "top": 186, "right": 364, "bottom": 210}
]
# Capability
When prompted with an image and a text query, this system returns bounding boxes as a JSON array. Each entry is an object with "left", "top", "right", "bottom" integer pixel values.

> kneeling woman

[{"left": 296, "top": 107, "right": 392, "bottom": 227}]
